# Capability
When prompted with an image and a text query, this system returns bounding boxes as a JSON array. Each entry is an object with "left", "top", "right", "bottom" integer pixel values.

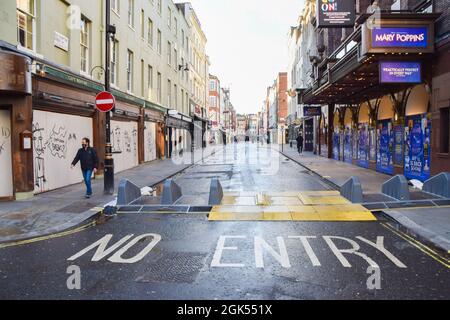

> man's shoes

[{"left": 85, "top": 194, "right": 91, "bottom": 199}]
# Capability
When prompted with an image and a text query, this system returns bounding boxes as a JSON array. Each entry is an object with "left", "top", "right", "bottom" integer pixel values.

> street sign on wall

[
  {"left": 95, "top": 91, "right": 115, "bottom": 112},
  {"left": 316, "top": 0, "right": 355, "bottom": 28}
]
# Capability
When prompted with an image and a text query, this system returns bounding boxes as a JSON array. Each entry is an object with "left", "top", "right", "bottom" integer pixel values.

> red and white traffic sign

[{"left": 95, "top": 91, "right": 115, "bottom": 112}]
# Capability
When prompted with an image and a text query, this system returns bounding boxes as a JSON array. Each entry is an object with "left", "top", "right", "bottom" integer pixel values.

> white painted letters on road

[
  {"left": 288, "top": 236, "right": 321, "bottom": 266},
  {"left": 254, "top": 236, "right": 291, "bottom": 269},
  {"left": 67, "top": 234, "right": 133, "bottom": 262},
  {"left": 211, "top": 236, "right": 246, "bottom": 268},
  {"left": 323, "top": 236, "right": 379, "bottom": 268},
  {"left": 356, "top": 236, "right": 407, "bottom": 268},
  {"left": 108, "top": 234, "right": 161, "bottom": 264}
]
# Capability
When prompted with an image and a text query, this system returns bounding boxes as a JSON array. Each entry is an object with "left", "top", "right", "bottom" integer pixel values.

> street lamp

[{"left": 103, "top": 1, "right": 116, "bottom": 195}]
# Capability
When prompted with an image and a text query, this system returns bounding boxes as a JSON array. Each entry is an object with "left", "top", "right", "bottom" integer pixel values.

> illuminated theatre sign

[
  {"left": 361, "top": 19, "right": 434, "bottom": 55},
  {"left": 379, "top": 62, "right": 422, "bottom": 84},
  {"left": 372, "top": 27, "right": 428, "bottom": 48},
  {"left": 316, "top": 0, "right": 355, "bottom": 28}
]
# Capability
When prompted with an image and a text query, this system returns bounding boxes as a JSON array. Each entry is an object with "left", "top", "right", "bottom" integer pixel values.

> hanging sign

[
  {"left": 316, "top": 0, "right": 356, "bottom": 28},
  {"left": 372, "top": 27, "right": 428, "bottom": 48},
  {"left": 380, "top": 62, "right": 421, "bottom": 83}
]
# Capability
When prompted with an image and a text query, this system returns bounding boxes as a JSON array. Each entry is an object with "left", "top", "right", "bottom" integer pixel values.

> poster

[
  {"left": 369, "top": 127, "right": 376, "bottom": 162},
  {"left": 394, "top": 125, "right": 404, "bottom": 166},
  {"left": 332, "top": 131, "right": 340, "bottom": 160},
  {"left": 376, "top": 120, "right": 394, "bottom": 175},
  {"left": 343, "top": 127, "right": 352, "bottom": 164},
  {"left": 358, "top": 123, "right": 369, "bottom": 168},
  {"left": 404, "top": 114, "right": 431, "bottom": 181}
]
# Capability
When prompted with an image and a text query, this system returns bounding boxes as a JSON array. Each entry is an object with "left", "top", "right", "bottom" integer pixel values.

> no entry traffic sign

[{"left": 95, "top": 91, "right": 115, "bottom": 112}]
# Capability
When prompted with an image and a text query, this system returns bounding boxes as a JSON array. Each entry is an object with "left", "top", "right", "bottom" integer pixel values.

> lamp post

[{"left": 103, "top": 0, "right": 116, "bottom": 195}]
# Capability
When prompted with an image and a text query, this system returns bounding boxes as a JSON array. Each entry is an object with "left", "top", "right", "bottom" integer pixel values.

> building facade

[
  {"left": 0, "top": 0, "right": 209, "bottom": 200},
  {"left": 293, "top": 0, "right": 449, "bottom": 181}
]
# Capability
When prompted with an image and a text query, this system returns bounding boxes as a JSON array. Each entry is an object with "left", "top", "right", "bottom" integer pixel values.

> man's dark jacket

[
  {"left": 72, "top": 147, "right": 99, "bottom": 171},
  {"left": 296, "top": 135, "right": 303, "bottom": 145}
]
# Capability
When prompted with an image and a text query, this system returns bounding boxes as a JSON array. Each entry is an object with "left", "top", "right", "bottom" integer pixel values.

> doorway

[{"left": 0, "top": 107, "right": 13, "bottom": 199}]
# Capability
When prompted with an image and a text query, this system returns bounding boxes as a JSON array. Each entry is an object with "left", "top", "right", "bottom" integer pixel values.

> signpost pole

[{"left": 104, "top": 0, "right": 114, "bottom": 195}]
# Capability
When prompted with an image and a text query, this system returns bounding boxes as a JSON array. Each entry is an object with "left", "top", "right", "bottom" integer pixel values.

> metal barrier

[
  {"left": 340, "top": 176, "right": 363, "bottom": 203},
  {"left": 382, "top": 175, "right": 410, "bottom": 201},
  {"left": 423, "top": 172, "right": 450, "bottom": 198},
  {"left": 117, "top": 179, "right": 142, "bottom": 206},
  {"left": 161, "top": 179, "right": 182, "bottom": 205},
  {"left": 209, "top": 178, "right": 223, "bottom": 205}
]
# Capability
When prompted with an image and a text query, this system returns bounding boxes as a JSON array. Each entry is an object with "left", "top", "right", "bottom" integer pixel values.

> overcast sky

[{"left": 179, "top": 0, "right": 305, "bottom": 114}]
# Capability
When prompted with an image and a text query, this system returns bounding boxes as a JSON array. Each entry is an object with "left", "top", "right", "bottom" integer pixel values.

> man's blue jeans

[{"left": 82, "top": 169, "right": 93, "bottom": 195}]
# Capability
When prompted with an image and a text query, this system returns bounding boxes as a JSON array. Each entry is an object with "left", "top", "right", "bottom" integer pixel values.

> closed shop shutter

[
  {"left": 144, "top": 121, "right": 157, "bottom": 162},
  {"left": 110, "top": 120, "right": 139, "bottom": 173},
  {"left": 32, "top": 110, "right": 93, "bottom": 193},
  {"left": 0, "top": 109, "right": 13, "bottom": 198}
]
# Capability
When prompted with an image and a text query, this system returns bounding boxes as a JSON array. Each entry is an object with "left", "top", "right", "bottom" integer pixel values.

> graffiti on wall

[
  {"left": 32, "top": 110, "right": 93, "bottom": 193},
  {"left": 0, "top": 125, "right": 11, "bottom": 156},
  {"left": 110, "top": 121, "right": 138, "bottom": 173}
]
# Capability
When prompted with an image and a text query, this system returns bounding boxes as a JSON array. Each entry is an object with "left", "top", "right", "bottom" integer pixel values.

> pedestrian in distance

[
  {"left": 296, "top": 133, "right": 304, "bottom": 154},
  {"left": 71, "top": 137, "right": 98, "bottom": 199}
]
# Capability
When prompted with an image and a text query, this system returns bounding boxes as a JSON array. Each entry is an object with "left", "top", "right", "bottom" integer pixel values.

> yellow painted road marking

[
  {"left": 0, "top": 220, "right": 97, "bottom": 249},
  {"left": 255, "top": 193, "right": 271, "bottom": 206},
  {"left": 299, "top": 194, "right": 351, "bottom": 205},
  {"left": 382, "top": 223, "right": 450, "bottom": 269}
]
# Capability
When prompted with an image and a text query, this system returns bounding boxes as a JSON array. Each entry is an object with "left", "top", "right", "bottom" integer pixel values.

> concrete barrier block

[
  {"left": 161, "top": 179, "right": 182, "bottom": 205},
  {"left": 117, "top": 179, "right": 142, "bottom": 206},
  {"left": 382, "top": 175, "right": 410, "bottom": 201},
  {"left": 209, "top": 178, "right": 224, "bottom": 205},
  {"left": 423, "top": 172, "right": 450, "bottom": 198},
  {"left": 340, "top": 176, "right": 363, "bottom": 203}
]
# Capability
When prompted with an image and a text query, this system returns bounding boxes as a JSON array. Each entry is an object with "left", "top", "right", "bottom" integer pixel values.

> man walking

[
  {"left": 71, "top": 138, "right": 98, "bottom": 198},
  {"left": 296, "top": 133, "right": 304, "bottom": 154}
]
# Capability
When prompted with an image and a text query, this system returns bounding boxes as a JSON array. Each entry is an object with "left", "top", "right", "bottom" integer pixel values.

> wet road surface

[{"left": 0, "top": 144, "right": 449, "bottom": 299}]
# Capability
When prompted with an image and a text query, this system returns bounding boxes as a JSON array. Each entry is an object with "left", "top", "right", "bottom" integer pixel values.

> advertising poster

[
  {"left": 316, "top": 0, "right": 356, "bottom": 28},
  {"left": 376, "top": 120, "right": 394, "bottom": 175},
  {"left": 333, "top": 131, "right": 340, "bottom": 160},
  {"left": 369, "top": 127, "right": 376, "bottom": 162},
  {"left": 358, "top": 123, "right": 369, "bottom": 168},
  {"left": 404, "top": 114, "right": 431, "bottom": 181},
  {"left": 343, "top": 127, "right": 352, "bottom": 163},
  {"left": 394, "top": 125, "right": 404, "bottom": 166},
  {"left": 380, "top": 62, "right": 421, "bottom": 83},
  {"left": 371, "top": 27, "right": 428, "bottom": 48}
]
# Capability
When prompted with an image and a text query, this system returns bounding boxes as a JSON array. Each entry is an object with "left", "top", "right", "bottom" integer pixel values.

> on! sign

[
  {"left": 316, "top": 0, "right": 355, "bottom": 28},
  {"left": 372, "top": 27, "right": 428, "bottom": 48},
  {"left": 95, "top": 91, "right": 115, "bottom": 112}
]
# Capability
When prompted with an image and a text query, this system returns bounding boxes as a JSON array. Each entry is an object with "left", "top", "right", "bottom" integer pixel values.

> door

[
  {"left": 304, "top": 119, "right": 314, "bottom": 152},
  {"left": 0, "top": 109, "right": 13, "bottom": 198}
]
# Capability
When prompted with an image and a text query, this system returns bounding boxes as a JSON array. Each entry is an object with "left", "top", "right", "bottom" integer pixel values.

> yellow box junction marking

[{"left": 208, "top": 191, "right": 376, "bottom": 222}]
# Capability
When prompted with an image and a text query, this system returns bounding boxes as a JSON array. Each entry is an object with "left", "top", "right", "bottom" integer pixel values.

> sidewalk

[
  {"left": 278, "top": 144, "right": 450, "bottom": 253},
  {"left": 0, "top": 146, "right": 216, "bottom": 244}
]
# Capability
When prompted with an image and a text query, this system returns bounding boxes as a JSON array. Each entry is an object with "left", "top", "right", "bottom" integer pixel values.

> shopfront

[{"left": 300, "top": 12, "right": 439, "bottom": 180}]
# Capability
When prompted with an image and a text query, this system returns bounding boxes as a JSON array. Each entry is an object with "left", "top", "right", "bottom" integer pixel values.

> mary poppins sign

[
  {"left": 316, "top": 0, "right": 355, "bottom": 28},
  {"left": 372, "top": 27, "right": 428, "bottom": 48}
]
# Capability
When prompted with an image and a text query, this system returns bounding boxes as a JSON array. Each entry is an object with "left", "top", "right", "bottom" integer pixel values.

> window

[
  {"left": 126, "top": 50, "right": 134, "bottom": 92},
  {"left": 210, "top": 96, "right": 216, "bottom": 108},
  {"left": 174, "top": 17, "right": 178, "bottom": 36},
  {"left": 173, "top": 48, "right": 177, "bottom": 71},
  {"left": 147, "top": 18, "right": 153, "bottom": 46},
  {"left": 140, "top": 9, "right": 144, "bottom": 38},
  {"left": 80, "top": 17, "right": 90, "bottom": 74},
  {"left": 181, "top": 58, "right": 184, "bottom": 79},
  {"left": 148, "top": 65, "right": 153, "bottom": 94},
  {"left": 181, "top": 30, "right": 185, "bottom": 47},
  {"left": 110, "top": 39, "right": 118, "bottom": 86},
  {"left": 440, "top": 107, "right": 449, "bottom": 153},
  {"left": 157, "top": 29, "right": 161, "bottom": 54},
  {"left": 128, "top": 0, "right": 134, "bottom": 28},
  {"left": 111, "top": 0, "right": 119, "bottom": 14},
  {"left": 167, "top": 7, "right": 171, "bottom": 27},
  {"left": 167, "top": 79, "right": 172, "bottom": 107},
  {"left": 157, "top": 0, "right": 162, "bottom": 15},
  {"left": 210, "top": 80, "right": 216, "bottom": 91},
  {"left": 167, "top": 41, "right": 171, "bottom": 65},
  {"left": 157, "top": 72, "right": 162, "bottom": 103},
  {"left": 141, "top": 59, "right": 144, "bottom": 96},
  {"left": 17, "top": 0, "right": 35, "bottom": 51},
  {"left": 181, "top": 89, "right": 184, "bottom": 112},
  {"left": 174, "top": 84, "right": 177, "bottom": 108}
]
